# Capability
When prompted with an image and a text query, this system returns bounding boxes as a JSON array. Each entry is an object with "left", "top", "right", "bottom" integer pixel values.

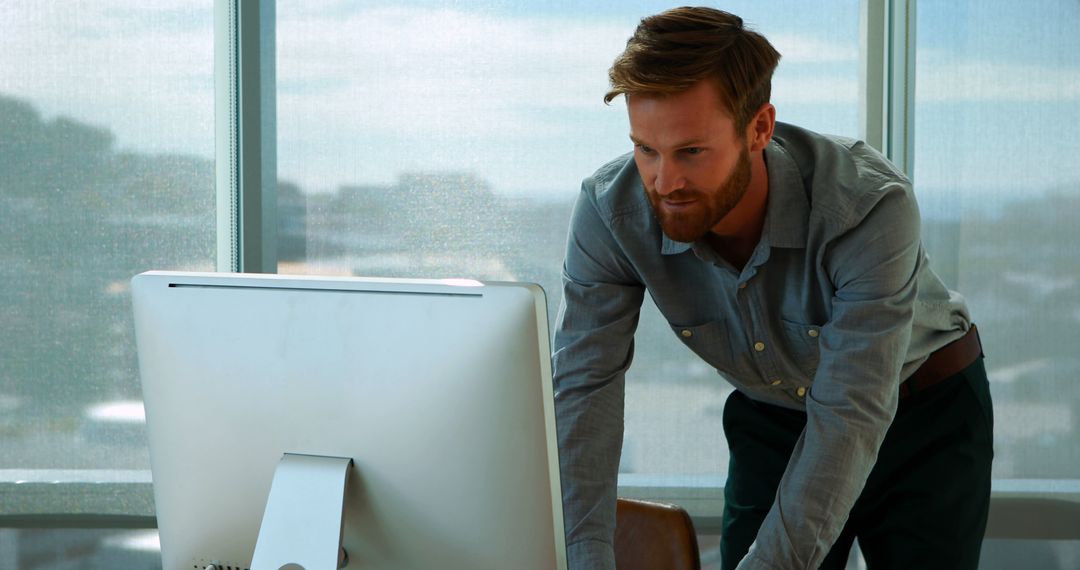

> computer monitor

[{"left": 132, "top": 271, "right": 566, "bottom": 570}]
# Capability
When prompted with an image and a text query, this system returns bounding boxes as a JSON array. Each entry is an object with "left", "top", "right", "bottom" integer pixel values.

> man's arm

[
  {"left": 553, "top": 180, "right": 644, "bottom": 570},
  {"left": 738, "top": 182, "right": 922, "bottom": 569}
]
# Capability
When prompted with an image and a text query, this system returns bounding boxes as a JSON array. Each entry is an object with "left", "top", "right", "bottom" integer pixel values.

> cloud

[
  {"left": 7, "top": 3, "right": 1076, "bottom": 197},
  {"left": 276, "top": 6, "right": 627, "bottom": 139},
  {"left": 769, "top": 33, "right": 859, "bottom": 64},
  {"left": 0, "top": 1, "right": 214, "bottom": 156},
  {"left": 276, "top": 8, "right": 872, "bottom": 138},
  {"left": 917, "top": 54, "right": 1080, "bottom": 102},
  {"left": 1, "top": 3, "right": 867, "bottom": 160},
  {"left": 773, "top": 76, "right": 858, "bottom": 105}
]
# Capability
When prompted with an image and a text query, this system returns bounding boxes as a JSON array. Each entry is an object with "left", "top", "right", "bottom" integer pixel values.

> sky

[{"left": 2, "top": 0, "right": 1079, "bottom": 210}]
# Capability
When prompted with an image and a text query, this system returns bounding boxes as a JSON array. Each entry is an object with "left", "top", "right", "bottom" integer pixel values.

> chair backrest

[{"left": 614, "top": 498, "right": 701, "bottom": 570}]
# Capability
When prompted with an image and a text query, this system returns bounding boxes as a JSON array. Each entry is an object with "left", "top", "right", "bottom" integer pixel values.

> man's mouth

[{"left": 661, "top": 197, "right": 697, "bottom": 210}]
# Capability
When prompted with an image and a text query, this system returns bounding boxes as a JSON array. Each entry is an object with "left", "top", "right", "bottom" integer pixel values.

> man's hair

[{"left": 605, "top": 7, "right": 781, "bottom": 132}]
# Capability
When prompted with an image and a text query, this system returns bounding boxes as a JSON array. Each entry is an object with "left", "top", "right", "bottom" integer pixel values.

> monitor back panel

[{"left": 132, "top": 272, "right": 565, "bottom": 570}]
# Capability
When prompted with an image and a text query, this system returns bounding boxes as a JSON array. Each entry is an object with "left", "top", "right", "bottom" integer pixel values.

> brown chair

[{"left": 614, "top": 498, "right": 702, "bottom": 570}]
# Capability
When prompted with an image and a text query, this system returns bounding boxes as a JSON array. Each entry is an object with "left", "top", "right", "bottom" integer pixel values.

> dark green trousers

[{"left": 720, "top": 357, "right": 994, "bottom": 569}]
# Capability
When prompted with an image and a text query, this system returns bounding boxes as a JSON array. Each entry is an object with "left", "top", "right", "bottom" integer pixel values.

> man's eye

[
  {"left": 683, "top": 147, "right": 703, "bottom": 155},
  {"left": 636, "top": 144, "right": 654, "bottom": 154}
]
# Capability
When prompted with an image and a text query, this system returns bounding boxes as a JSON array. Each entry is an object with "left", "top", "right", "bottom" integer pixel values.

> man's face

[{"left": 628, "top": 80, "right": 752, "bottom": 243}]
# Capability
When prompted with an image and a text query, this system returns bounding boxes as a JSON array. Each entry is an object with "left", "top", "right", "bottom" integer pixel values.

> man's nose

[{"left": 654, "top": 159, "right": 685, "bottom": 196}]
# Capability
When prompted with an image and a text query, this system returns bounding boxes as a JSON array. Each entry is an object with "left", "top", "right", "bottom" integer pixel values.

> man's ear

[{"left": 746, "top": 103, "right": 776, "bottom": 152}]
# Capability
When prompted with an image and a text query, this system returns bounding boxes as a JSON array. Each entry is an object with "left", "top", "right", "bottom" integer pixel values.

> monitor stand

[{"left": 251, "top": 454, "right": 353, "bottom": 570}]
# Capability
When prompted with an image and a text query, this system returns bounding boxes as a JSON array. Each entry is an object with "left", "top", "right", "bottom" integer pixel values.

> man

[{"left": 553, "top": 7, "right": 993, "bottom": 570}]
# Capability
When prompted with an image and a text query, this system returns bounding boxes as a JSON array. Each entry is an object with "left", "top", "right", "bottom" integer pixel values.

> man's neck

[{"left": 710, "top": 149, "right": 769, "bottom": 247}]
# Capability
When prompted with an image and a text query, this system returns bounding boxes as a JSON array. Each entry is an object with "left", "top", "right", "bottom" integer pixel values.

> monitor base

[{"left": 251, "top": 453, "right": 353, "bottom": 570}]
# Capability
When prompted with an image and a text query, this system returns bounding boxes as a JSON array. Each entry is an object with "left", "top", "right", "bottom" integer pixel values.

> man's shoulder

[
  {"left": 581, "top": 152, "right": 651, "bottom": 220},
  {"left": 774, "top": 122, "right": 908, "bottom": 184},
  {"left": 772, "top": 122, "right": 912, "bottom": 227}
]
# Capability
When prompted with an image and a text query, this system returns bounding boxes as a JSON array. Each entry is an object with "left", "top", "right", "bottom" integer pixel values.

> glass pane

[
  {"left": 915, "top": 0, "right": 1080, "bottom": 481},
  {"left": 276, "top": 1, "right": 861, "bottom": 480},
  {"left": 0, "top": 528, "right": 160, "bottom": 569},
  {"left": 0, "top": 3, "right": 215, "bottom": 469},
  {"left": 980, "top": 539, "right": 1080, "bottom": 570}
]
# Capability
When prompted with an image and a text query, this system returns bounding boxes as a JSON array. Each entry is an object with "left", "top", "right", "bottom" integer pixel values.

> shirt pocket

[
  {"left": 779, "top": 318, "right": 823, "bottom": 378},
  {"left": 669, "top": 319, "right": 735, "bottom": 374}
]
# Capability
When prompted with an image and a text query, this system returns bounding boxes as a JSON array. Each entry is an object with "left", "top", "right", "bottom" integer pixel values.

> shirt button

[
  {"left": 797, "top": 387, "right": 807, "bottom": 397},
  {"left": 680, "top": 329, "right": 693, "bottom": 338},
  {"left": 738, "top": 282, "right": 747, "bottom": 290},
  {"left": 770, "top": 379, "right": 782, "bottom": 386},
  {"left": 808, "top": 329, "right": 819, "bottom": 338},
  {"left": 754, "top": 341, "right": 766, "bottom": 352}
]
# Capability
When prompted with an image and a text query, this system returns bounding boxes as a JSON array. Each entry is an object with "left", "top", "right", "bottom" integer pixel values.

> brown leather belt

[{"left": 900, "top": 324, "right": 983, "bottom": 400}]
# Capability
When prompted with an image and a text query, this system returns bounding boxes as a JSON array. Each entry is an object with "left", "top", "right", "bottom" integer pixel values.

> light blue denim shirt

[{"left": 552, "top": 122, "right": 971, "bottom": 570}]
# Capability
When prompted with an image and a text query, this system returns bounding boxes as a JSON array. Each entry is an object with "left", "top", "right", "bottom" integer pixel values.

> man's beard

[{"left": 645, "top": 144, "right": 752, "bottom": 244}]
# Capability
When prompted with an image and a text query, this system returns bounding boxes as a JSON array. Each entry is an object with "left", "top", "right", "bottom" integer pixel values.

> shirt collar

[
  {"left": 659, "top": 139, "right": 809, "bottom": 256},
  {"left": 763, "top": 140, "right": 810, "bottom": 249},
  {"left": 661, "top": 233, "right": 692, "bottom": 255}
]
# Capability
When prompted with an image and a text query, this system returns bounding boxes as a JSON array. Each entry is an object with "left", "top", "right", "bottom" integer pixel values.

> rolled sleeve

[{"left": 554, "top": 181, "right": 645, "bottom": 569}]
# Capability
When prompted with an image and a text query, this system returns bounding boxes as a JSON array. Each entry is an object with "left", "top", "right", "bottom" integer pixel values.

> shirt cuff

[
  {"left": 566, "top": 539, "right": 616, "bottom": 570},
  {"left": 734, "top": 544, "right": 788, "bottom": 570}
]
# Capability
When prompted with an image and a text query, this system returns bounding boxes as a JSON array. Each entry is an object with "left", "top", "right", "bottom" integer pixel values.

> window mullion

[
  {"left": 888, "top": 0, "right": 916, "bottom": 180},
  {"left": 215, "top": 0, "right": 277, "bottom": 273},
  {"left": 860, "top": 0, "right": 915, "bottom": 180}
]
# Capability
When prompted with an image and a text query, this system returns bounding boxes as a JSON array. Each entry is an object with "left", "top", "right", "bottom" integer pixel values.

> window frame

[{"left": 1, "top": 0, "right": 1078, "bottom": 548}]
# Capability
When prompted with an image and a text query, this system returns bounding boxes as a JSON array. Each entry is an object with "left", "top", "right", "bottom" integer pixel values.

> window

[
  {"left": 1, "top": 2, "right": 213, "bottom": 566},
  {"left": 1, "top": 0, "right": 215, "bottom": 466},
  {"left": 915, "top": 0, "right": 1080, "bottom": 480},
  {"left": 914, "top": 2, "right": 1080, "bottom": 566},
  {"left": 275, "top": 0, "right": 861, "bottom": 485}
]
